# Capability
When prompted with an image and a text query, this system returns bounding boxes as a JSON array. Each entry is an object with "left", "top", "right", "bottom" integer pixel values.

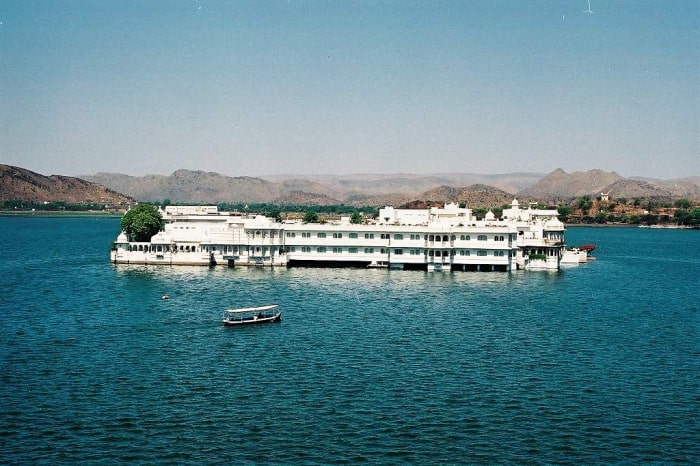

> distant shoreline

[
  {"left": 567, "top": 223, "right": 696, "bottom": 229},
  {"left": 1, "top": 211, "right": 695, "bottom": 229},
  {"left": 0, "top": 211, "right": 122, "bottom": 218}
]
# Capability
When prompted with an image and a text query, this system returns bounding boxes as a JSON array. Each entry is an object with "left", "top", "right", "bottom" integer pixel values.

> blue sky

[{"left": 1, "top": 0, "right": 697, "bottom": 179}]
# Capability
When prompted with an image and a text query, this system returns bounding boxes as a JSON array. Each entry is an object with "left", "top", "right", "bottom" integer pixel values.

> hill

[
  {"left": 517, "top": 169, "right": 700, "bottom": 202},
  {"left": 419, "top": 184, "right": 514, "bottom": 208},
  {"left": 86, "top": 170, "right": 281, "bottom": 204},
  {"left": 517, "top": 168, "right": 623, "bottom": 199},
  {"left": 0, "top": 164, "right": 134, "bottom": 208}
]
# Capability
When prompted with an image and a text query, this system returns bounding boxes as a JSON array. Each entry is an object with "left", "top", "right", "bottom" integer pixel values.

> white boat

[
  {"left": 222, "top": 304, "right": 281, "bottom": 326},
  {"left": 561, "top": 248, "right": 586, "bottom": 266}
]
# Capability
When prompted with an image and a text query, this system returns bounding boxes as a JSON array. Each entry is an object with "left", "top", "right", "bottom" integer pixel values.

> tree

[
  {"left": 472, "top": 207, "right": 488, "bottom": 220},
  {"left": 557, "top": 206, "right": 573, "bottom": 222},
  {"left": 120, "top": 204, "right": 165, "bottom": 242},
  {"left": 266, "top": 208, "right": 282, "bottom": 222},
  {"left": 675, "top": 198, "right": 692, "bottom": 209},
  {"left": 693, "top": 208, "right": 700, "bottom": 226},
  {"left": 577, "top": 195, "right": 593, "bottom": 214},
  {"left": 350, "top": 211, "right": 363, "bottom": 224},
  {"left": 302, "top": 210, "right": 319, "bottom": 223}
]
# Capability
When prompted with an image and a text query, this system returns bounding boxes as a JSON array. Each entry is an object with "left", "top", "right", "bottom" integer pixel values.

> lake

[{"left": 1, "top": 217, "right": 698, "bottom": 464}]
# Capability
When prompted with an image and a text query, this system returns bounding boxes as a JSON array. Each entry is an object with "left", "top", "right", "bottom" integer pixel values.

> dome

[
  {"left": 116, "top": 231, "right": 129, "bottom": 243},
  {"left": 485, "top": 210, "right": 495, "bottom": 221},
  {"left": 150, "top": 231, "right": 172, "bottom": 244},
  {"left": 545, "top": 218, "right": 564, "bottom": 228}
]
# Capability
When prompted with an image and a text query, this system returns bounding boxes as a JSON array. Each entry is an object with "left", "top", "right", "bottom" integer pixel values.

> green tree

[
  {"left": 472, "top": 207, "right": 488, "bottom": 220},
  {"left": 557, "top": 206, "right": 573, "bottom": 222},
  {"left": 120, "top": 204, "right": 165, "bottom": 242},
  {"left": 577, "top": 195, "right": 593, "bottom": 213},
  {"left": 675, "top": 198, "right": 692, "bottom": 209},
  {"left": 302, "top": 210, "right": 319, "bottom": 223},
  {"left": 266, "top": 208, "right": 282, "bottom": 222},
  {"left": 350, "top": 211, "right": 363, "bottom": 224}
]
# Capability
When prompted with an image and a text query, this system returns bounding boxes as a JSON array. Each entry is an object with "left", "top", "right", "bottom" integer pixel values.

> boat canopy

[{"left": 223, "top": 304, "right": 279, "bottom": 314}]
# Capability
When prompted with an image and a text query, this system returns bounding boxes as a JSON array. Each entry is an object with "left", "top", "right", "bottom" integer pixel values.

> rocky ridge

[{"left": 0, "top": 164, "right": 135, "bottom": 207}]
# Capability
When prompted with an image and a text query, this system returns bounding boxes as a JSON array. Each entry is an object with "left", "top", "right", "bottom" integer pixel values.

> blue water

[{"left": 1, "top": 217, "right": 698, "bottom": 464}]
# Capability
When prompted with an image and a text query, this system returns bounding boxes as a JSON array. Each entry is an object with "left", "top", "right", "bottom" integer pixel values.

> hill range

[
  {"left": 2, "top": 164, "right": 699, "bottom": 208},
  {"left": 82, "top": 168, "right": 700, "bottom": 206}
]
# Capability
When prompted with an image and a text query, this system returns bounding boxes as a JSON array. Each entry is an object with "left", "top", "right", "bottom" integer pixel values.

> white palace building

[{"left": 110, "top": 199, "right": 567, "bottom": 271}]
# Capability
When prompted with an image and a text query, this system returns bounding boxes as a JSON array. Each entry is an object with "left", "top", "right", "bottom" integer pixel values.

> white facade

[{"left": 110, "top": 200, "right": 566, "bottom": 271}]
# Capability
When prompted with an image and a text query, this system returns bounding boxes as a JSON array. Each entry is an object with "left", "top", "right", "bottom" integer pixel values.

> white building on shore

[{"left": 110, "top": 200, "right": 565, "bottom": 271}]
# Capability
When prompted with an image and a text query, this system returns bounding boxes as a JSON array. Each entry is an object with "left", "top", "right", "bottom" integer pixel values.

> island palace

[{"left": 110, "top": 199, "right": 566, "bottom": 271}]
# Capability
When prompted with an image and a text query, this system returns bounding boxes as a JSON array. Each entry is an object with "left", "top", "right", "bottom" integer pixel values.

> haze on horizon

[{"left": 1, "top": 1, "right": 698, "bottom": 180}]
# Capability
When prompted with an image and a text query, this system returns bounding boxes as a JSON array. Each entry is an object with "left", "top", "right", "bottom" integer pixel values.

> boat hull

[{"left": 222, "top": 312, "right": 282, "bottom": 326}]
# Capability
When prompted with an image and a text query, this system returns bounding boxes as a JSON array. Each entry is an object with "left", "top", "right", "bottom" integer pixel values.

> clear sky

[{"left": 1, "top": 0, "right": 698, "bottom": 179}]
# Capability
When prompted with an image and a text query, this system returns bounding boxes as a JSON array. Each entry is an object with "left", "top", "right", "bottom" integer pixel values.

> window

[
  {"left": 317, "top": 232, "right": 326, "bottom": 238},
  {"left": 349, "top": 232, "right": 358, "bottom": 239},
  {"left": 317, "top": 247, "right": 327, "bottom": 253},
  {"left": 394, "top": 249, "right": 403, "bottom": 255},
  {"left": 286, "top": 232, "right": 296, "bottom": 238},
  {"left": 477, "top": 235, "right": 487, "bottom": 241},
  {"left": 381, "top": 233, "right": 390, "bottom": 239},
  {"left": 333, "top": 233, "right": 343, "bottom": 239},
  {"left": 364, "top": 248, "right": 374, "bottom": 254},
  {"left": 332, "top": 247, "right": 342, "bottom": 253},
  {"left": 477, "top": 250, "right": 488, "bottom": 256},
  {"left": 495, "top": 250, "right": 505, "bottom": 256},
  {"left": 302, "top": 232, "right": 311, "bottom": 238},
  {"left": 460, "top": 235, "right": 470, "bottom": 241},
  {"left": 302, "top": 246, "right": 311, "bottom": 253},
  {"left": 349, "top": 247, "right": 358, "bottom": 254},
  {"left": 460, "top": 250, "right": 471, "bottom": 256},
  {"left": 365, "top": 233, "right": 374, "bottom": 239},
  {"left": 394, "top": 234, "right": 403, "bottom": 240}
]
